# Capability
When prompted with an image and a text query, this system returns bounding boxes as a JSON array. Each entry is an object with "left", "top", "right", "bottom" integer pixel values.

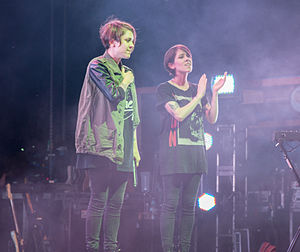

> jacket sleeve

[{"left": 89, "top": 61, "right": 125, "bottom": 103}]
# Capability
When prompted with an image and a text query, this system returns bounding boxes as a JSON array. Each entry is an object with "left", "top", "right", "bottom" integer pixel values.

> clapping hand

[
  {"left": 196, "top": 74, "right": 207, "bottom": 99},
  {"left": 212, "top": 72, "right": 227, "bottom": 94}
]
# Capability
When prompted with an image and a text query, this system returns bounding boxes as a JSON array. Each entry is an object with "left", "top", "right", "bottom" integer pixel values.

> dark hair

[
  {"left": 163, "top": 44, "right": 192, "bottom": 76},
  {"left": 99, "top": 18, "right": 136, "bottom": 49}
]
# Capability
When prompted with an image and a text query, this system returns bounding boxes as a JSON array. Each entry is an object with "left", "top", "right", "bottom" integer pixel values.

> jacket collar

[{"left": 103, "top": 51, "right": 123, "bottom": 71}]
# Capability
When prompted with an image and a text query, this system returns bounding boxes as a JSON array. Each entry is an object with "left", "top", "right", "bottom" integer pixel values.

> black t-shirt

[
  {"left": 117, "top": 84, "right": 134, "bottom": 172},
  {"left": 156, "top": 81, "right": 208, "bottom": 175}
]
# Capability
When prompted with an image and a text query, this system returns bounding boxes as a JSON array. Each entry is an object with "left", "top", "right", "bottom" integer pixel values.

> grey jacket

[{"left": 75, "top": 52, "right": 140, "bottom": 164}]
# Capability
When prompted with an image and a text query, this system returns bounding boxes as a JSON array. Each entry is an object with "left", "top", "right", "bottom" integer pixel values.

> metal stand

[
  {"left": 287, "top": 226, "right": 300, "bottom": 252},
  {"left": 216, "top": 124, "right": 236, "bottom": 252},
  {"left": 276, "top": 141, "right": 300, "bottom": 252}
]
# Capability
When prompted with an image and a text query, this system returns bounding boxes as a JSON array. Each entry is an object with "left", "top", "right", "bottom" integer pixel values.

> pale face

[
  {"left": 110, "top": 29, "right": 135, "bottom": 60},
  {"left": 169, "top": 49, "right": 193, "bottom": 75}
]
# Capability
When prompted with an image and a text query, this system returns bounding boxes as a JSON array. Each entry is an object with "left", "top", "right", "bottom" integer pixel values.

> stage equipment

[
  {"left": 2, "top": 182, "right": 76, "bottom": 252},
  {"left": 274, "top": 130, "right": 300, "bottom": 143},
  {"left": 215, "top": 124, "right": 238, "bottom": 251},
  {"left": 274, "top": 130, "right": 300, "bottom": 252},
  {"left": 234, "top": 228, "right": 251, "bottom": 252},
  {"left": 242, "top": 76, "right": 300, "bottom": 105},
  {"left": 289, "top": 183, "right": 300, "bottom": 251},
  {"left": 258, "top": 241, "right": 276, "bottom": 252},
  {"left": 24, "top": 191, "right": 55, "bottom": 252},
  {"left": 6, "top": 183, "right": 25, "bottom": 252},
  {"left": 140, "top": 171, "right": 151, "bottom": 193},
  {"left": 214, "top": 125, "right": 251, "bottom": 252},
  {"left": 198, "top": 193, "right": 216, "bottom": 211},
  {"left": 211, "top": 74, "right": 235, "bottom": 95}
]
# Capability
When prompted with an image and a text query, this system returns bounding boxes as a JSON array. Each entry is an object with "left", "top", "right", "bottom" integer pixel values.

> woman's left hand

[
  {"left": 133, "top": 147, "right": 141, "bottom": 167},
  {"left": 212, "top": 72, "right": 227, "bottom": 94}
]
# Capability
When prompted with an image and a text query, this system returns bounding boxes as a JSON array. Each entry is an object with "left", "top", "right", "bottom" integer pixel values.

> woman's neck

[
  {"left": 170, "top": 74, "right": 189, "bottom": 87},
  {"left": 107, "top": 49, "right": 121, "bottom": 64}
]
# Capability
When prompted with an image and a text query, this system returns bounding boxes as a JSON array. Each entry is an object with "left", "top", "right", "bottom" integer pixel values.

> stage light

[
  {"left": 204, "top": 132, "right": 213, "bottom": 150},
  {"left": 198, "top": 193, "right": 216, "bottom": 211},
  {"left": 211, "top": 74, "right": 235, "bottom": 95},
  {"left": 290, "top": 86, "right": 300, "bottom": 112}
]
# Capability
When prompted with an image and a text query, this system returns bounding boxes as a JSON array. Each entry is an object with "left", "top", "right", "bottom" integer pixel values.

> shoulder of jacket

[{"left": 90, "top": 56, "right": 107, "bottom": 64}]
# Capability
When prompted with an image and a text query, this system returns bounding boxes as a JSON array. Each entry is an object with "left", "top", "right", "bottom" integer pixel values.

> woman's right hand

[
  {"left": 196, "top": 73, "right": 207, "bottom": 99},
  {"left": 120, "top": 67, "right": 134, "bottom": 90}
]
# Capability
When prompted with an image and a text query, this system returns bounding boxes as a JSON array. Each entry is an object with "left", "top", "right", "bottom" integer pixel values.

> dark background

[
  {"left": 1, "top": 0, "right": 300, "bottom": 251},
  {"left": 1, "top": 0, "right": 300, "bottom": 176}
]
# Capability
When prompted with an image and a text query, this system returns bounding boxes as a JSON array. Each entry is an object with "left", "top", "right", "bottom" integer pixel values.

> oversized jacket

[{"left": 75, "top": 52, "right": 140, "bottom": 165}]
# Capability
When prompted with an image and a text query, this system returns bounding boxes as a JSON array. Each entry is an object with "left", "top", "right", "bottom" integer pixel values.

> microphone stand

[{"left": 276, "top": 140, "right": 300, "bottom": 252}]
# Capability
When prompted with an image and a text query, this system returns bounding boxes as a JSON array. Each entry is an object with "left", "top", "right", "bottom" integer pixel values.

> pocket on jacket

[{"left": 97, "top": 123, "right": 115, "bottom": 148}]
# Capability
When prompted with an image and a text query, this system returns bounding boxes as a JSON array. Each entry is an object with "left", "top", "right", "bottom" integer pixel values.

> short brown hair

[
  {"left": 163, "top": 44, "right": 192, "bottom": 76},
  {"left": 99, "top": 18, "right": 136, "bottom": 49}
]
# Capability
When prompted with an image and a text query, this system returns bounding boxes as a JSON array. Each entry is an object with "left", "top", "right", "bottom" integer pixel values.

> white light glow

[
  {"left": 198, "top": 193, "right": 216, "bottom": 211},
  {"left": 204, "top": 132, "right": 213, "bottom": 150}
]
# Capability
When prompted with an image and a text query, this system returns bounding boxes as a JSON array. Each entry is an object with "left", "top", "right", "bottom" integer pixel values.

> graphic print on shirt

[
  {"left": 124, "top": 85, "right": 133, "bottom": 121},
  {"left": 173, "top": 94, "right": 205, "bottom": 146}
]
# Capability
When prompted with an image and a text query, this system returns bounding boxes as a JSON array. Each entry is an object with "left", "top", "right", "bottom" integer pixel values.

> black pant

[
  {"left": 85, "top": 163, "right": 128, "bottom": 252},
  {"left": 160, "top": 174, "right": 201, "bottom": 252}
]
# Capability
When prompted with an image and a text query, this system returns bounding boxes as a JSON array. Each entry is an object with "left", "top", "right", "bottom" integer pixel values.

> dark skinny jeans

[
  {"left": 160, "top": 174, "right": 201, "bottom": 252},
  {"left": 86, "top": 166, "right": 128, "bottom": 252}
]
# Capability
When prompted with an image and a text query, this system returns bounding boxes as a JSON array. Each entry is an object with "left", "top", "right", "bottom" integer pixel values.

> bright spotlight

[
  {"left": 204, "top": 132, "right": 213, "bottom": 150},
  {"left": 198, "top": 193, "right": 216, "bottom": 211},
  {"left": 211, "top": 74, "right": 235, "bottom": 95}
]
